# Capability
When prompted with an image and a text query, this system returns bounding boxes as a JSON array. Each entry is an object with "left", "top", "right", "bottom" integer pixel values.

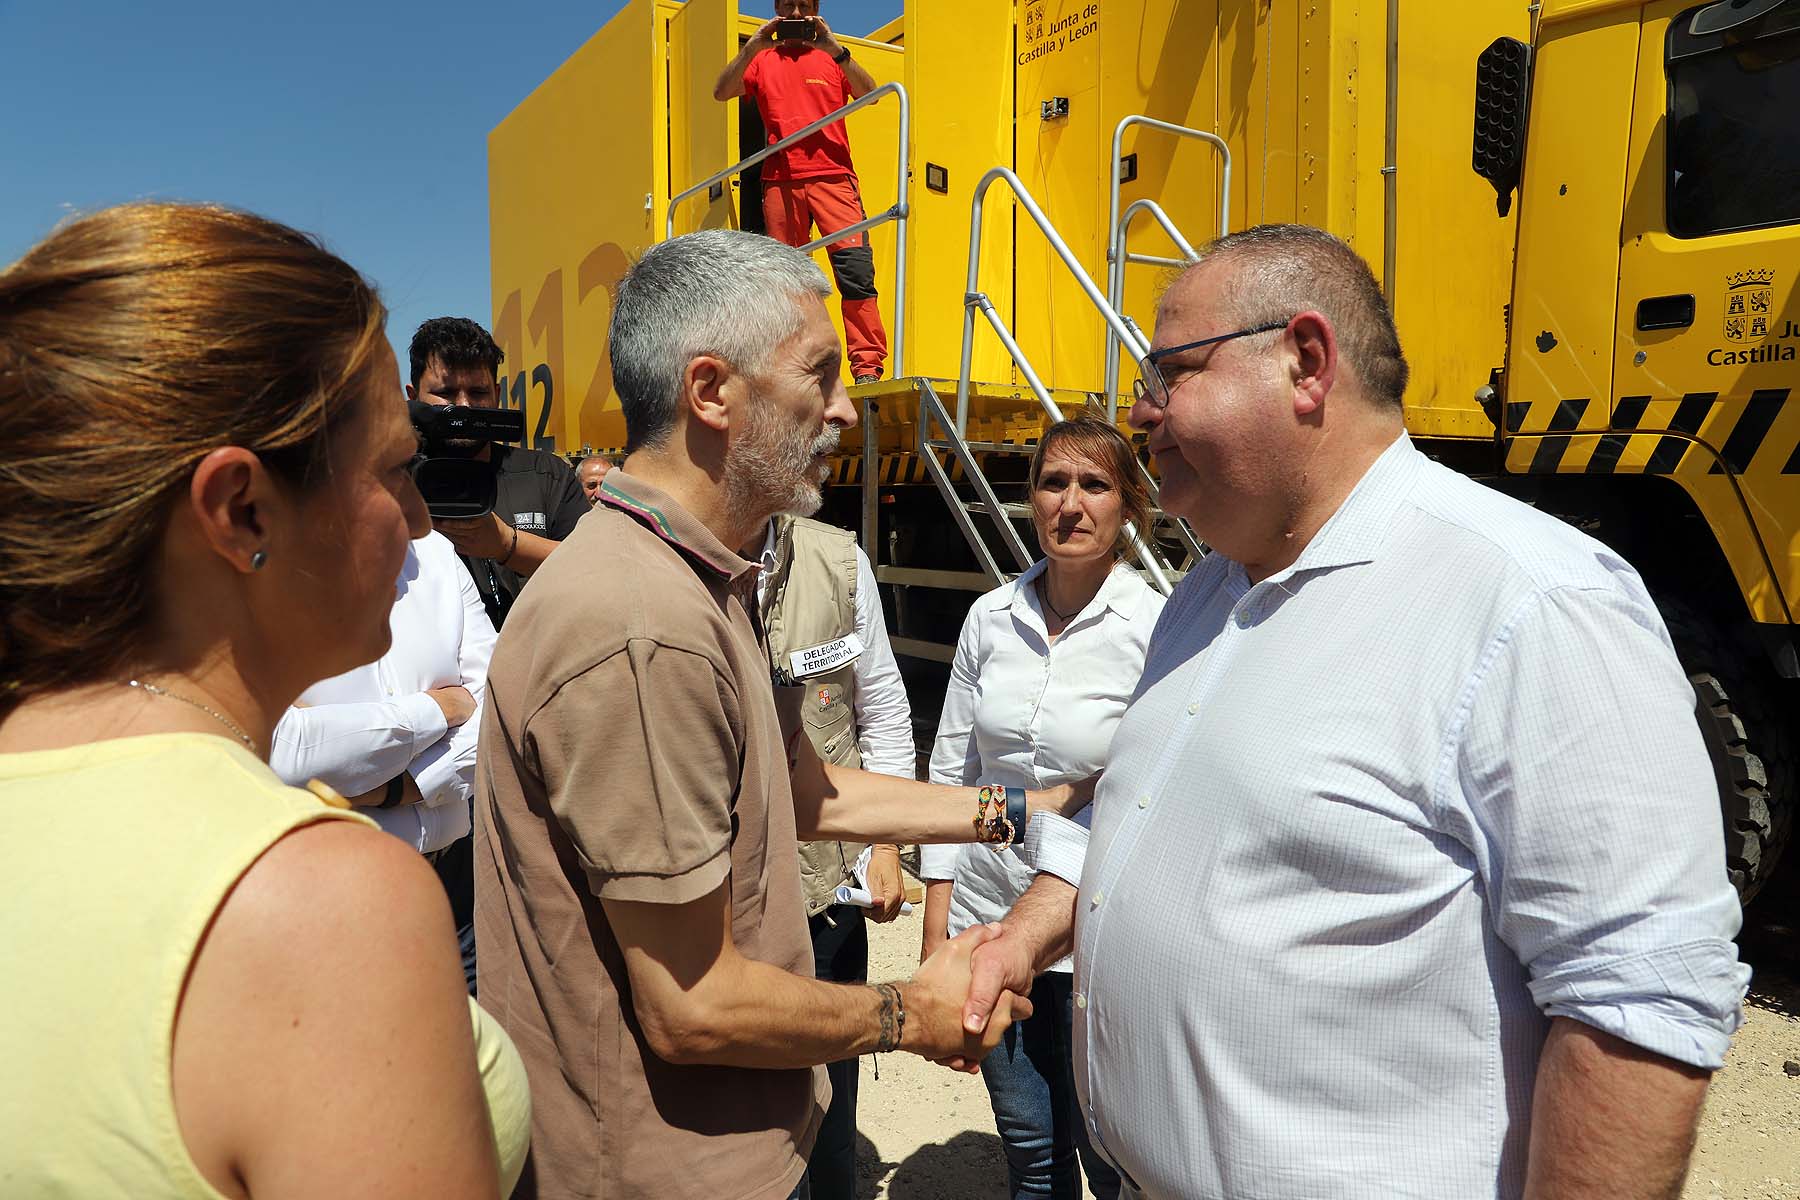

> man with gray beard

[{"left": 472, "top": 230, "right": 1091, "bottom": 1200}]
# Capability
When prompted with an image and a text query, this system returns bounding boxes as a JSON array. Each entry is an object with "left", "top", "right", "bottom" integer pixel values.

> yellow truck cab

[
  {"left": 1482, "top": 0, "right": 1798, "bottom": 901},
  {"left": 489, "top": 0, "right": 1796, "bottom": 905}
]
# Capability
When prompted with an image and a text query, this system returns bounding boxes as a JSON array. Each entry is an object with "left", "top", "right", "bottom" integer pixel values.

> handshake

[{"left": 887, "top": 921, "right": 1038, "bottom": 1072}]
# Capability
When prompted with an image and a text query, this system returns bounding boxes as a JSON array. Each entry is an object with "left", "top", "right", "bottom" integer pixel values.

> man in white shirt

[
  {"left": 271, "top": 529, "right": 496, "bottom": 992},
  {"left": 960, "top": 224, "right": 1748, "bottom": 1199}
]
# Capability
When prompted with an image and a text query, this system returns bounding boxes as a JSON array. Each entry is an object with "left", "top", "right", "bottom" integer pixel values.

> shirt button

[
  {"left": 1186, "top": 702, "right": 1199, "bottom": 715},
  {"left": 1137, "top": 796, "right": 1149, "bottom": 809},
  {"left": 1090, "top": 890, "right": 1105, "bottom": 908},
  {"left": 1074, "top": 992, "right": 1087, "bottom": 1009}
]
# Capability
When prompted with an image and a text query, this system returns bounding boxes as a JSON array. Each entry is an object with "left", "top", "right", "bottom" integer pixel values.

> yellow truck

[
  {"left": 488, "top": 0, "right": 1796, "bottom": 903},
  {"left": 1482, "top": 0, "right": 1798, "bottom": 904}
]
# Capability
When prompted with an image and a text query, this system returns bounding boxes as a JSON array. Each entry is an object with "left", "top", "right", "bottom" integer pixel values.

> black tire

[{"left": 1659, "top": 598, "right": 1796, "bottom": 905}]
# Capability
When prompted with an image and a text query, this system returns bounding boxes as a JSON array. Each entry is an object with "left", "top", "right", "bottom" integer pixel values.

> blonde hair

[{"left": 0, "top": 202, "right": 388, "bottom": 714}]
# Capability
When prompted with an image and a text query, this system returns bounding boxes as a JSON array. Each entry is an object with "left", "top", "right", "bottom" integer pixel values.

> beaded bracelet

[
  {"left": 973, "top": 784, "right": 1001, "bottom": 840},
  {"left": 973, "top": 784, "right": 1017, "bottom": 851}
]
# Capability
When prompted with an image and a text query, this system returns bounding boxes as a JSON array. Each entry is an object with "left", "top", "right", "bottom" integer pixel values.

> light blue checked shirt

[{"left": 1027, "top": 435, "right": 1748, "bottom": 1200}]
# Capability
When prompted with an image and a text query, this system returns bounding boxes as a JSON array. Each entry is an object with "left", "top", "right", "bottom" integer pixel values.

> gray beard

[{"left": 724, "top": 393, "right": 839, "bottom": 522}]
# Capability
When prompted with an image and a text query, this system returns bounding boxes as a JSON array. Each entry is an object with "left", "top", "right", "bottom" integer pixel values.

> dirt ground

[{"left": 850, "top": 911, "right": 1800, "bottom": 1200}]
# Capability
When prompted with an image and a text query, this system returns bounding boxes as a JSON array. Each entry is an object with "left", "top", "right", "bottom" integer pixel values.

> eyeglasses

[{"left": 1130, "top": 318, "right": 1293, "bottom": 411}]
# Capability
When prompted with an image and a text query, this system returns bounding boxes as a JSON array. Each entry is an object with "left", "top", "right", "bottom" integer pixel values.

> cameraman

[{"left": 405, "top": 317, "right": 588, "bottom": 628}]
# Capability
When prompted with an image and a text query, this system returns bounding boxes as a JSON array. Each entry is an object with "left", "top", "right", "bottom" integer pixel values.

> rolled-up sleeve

[
  {"left": 1454, "top": 584, "right": 1748, "bottom": 1069},
  {"left": 527, "top": 637, "right": 739, "bottom": 904},
  {"left": 1023, "top": 811, "right": 1090, "bottom": 887}
]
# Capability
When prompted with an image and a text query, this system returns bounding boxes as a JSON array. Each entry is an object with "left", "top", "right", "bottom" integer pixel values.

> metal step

[
  {"left": 876, "top": 565, "right": 992, "bottom": 592},
  {"left": 963, "top": 500, "right": 1033, "bottom": 518},
  {"left": 930, "top": 439, "right": 1039, "bottom": 454}
]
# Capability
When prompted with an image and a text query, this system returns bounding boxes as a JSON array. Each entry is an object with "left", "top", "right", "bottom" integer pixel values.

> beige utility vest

[{"left": 761, "top": 516, "right": 865, "bottom": 916}]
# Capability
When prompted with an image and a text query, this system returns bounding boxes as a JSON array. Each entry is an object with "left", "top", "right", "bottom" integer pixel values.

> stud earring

[{"left": 250, "top": 549, "right": 268, "bottom": 571}]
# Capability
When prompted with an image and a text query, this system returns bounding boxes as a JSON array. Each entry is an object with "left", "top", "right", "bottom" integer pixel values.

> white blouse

[{"left": 922, "top": 558, "right": 1163, "bottom": 971}]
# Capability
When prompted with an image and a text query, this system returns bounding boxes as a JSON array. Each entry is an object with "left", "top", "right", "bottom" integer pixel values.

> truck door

[{"left": 1609, "top": 0, "right": 1800, "bottom": 625}]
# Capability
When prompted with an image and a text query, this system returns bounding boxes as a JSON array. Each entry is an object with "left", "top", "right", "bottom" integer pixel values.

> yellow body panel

[
  {"left": 1013, "top": 0, "right": 1108, "bottom": 394},
  {"left": 901, "top": 2, "right": 1015, "bottom": 387},
  {"left": 1389, "top": 3, "right": 1528, "bottom": 428},
  {"left": 669, "top": 0, "right": 736, "bottom": 236},
  {"left": 488, "top": 0, "right": 663, "bottom": 456},
  {"left": 1501, "top": 8, "right": 1641, "bottom": 460}
]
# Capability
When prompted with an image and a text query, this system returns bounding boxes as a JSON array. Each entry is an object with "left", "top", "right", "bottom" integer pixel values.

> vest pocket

[{"left": 802, "top": 686, "right": 855, "bottom": 762}]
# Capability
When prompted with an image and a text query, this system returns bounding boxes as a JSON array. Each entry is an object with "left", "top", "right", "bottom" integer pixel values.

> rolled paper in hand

[{"left": 832, "top": 884, "right": 914, "bottom": 915}]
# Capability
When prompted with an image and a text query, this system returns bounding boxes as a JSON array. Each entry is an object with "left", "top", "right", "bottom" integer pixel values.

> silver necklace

[{"left": 122, "top": 679, "right": 256, "bottom": 750}]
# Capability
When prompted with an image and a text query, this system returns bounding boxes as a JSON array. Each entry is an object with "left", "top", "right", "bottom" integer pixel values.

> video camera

[{"left": 407, "top": 398, "right": 527, "bottom": 521}]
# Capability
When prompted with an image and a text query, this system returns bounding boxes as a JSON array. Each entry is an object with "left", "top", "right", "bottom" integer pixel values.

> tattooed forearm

[{"left": 872, "top": 982, "right": 904, "bottom": 1053}]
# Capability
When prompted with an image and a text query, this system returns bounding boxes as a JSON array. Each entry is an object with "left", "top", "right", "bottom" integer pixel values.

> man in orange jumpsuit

[{"left": 715, "top": 1, "right": 889, "bottom": 383}]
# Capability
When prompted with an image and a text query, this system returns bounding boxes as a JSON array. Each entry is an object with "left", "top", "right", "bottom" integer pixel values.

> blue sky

[{"left": 0, "top": 0, "right": 900, "bottom": 375}]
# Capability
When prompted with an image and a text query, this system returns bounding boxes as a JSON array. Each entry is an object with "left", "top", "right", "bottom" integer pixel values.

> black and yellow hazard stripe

[
  {"left": 1715, "top": 389, "right": 1787, "bottom": 475},
  {"left": 1529, "top": 397, "right": 1589, "bottom": 475},
  {"left": 826, "top": 452, "right": 969, "bottom": 486},
  {"left": 1583, "top": 395, "right": 1646, "bottom": 475},
  {"left": 1505, "top": 389, "right": 1793, "bottom": 476}
]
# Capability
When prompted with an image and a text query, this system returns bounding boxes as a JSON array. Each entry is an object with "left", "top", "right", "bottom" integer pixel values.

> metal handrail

[
  {"left": 919, "top": 380, "right": 1174, "bottom": 594},
  {"left": 956, "top": 166, "right": 1147, "bottom": 434},
  {"left": 1130, "top": 453, "right": 1204, "bottom": 565},
  {"left": 953, "top": 167, "right": 1184, "bottom": 594},
  {"left": 915, "top": 381, "right": 1032, "bottom": 584},
  {"left": 1104, "top": 199, "right": 1200, "bottom": 422},
  {"left": 1120, "top": 198, "right": 1201, "bottom": 261},
  {"left": 1103, "top": 116, "right": 1231, "bottom": 409},
  {"left": 666, "top": 81, "right": 912, "bottom": 376}
]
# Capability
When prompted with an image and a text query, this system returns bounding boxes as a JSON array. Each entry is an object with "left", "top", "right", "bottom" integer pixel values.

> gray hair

[
  {"left": 610, "top": 230, "right": 832, "bottom": 452},
  {"left": 1174, "top": 224, "right": 1409, "bottom": 409}
]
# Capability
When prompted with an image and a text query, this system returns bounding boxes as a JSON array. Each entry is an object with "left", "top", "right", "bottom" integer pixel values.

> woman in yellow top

[{"left": 0, "top": 203, "right": 529, "bottom": 1197}]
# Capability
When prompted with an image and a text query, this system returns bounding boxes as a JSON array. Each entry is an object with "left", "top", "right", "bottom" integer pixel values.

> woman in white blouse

[{"left": 922, "top": 412, "right": 1164, "bottom": 1200}]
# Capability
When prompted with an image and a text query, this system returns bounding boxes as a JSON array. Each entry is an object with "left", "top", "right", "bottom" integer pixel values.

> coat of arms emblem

[{"left": 1725, "top": 268, "right": 1775, "bottom": 343}]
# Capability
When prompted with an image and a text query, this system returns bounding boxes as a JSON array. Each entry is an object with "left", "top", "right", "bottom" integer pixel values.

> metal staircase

[
  {"left": 879, "top": 109, "right": 1233, "bottom": 603},
  {"left": 664, "top": 88, "right": 1227, "bottom": 658}
]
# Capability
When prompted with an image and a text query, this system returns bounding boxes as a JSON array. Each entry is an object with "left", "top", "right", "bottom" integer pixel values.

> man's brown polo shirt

[{"left": 473, "top": 470, "right": 826, "bottom": 1199}]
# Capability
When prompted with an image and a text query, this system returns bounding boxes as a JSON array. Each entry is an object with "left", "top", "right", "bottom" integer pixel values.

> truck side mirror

[{"left": 1472, "top": 37, "right": 1532, "bottom": 217}]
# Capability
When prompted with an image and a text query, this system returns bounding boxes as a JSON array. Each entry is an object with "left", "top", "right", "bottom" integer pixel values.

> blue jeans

[
  {"left": 802, "top": 905, "right": 867, "bottom": 1200},
  {"left": 980, "top": 972, "right": 1121, "bottom": 1200}
]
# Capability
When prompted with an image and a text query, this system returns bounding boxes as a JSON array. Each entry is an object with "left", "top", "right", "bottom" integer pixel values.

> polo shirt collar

[
  {"left": 1275, "top": 432, "right": 1420, "bottom": 580},
  {"left": 597, "top": 471, "right": 754, "bottom": 582}
]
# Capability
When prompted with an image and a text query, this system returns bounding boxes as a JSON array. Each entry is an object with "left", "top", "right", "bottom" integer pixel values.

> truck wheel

[{"left": 1660, "top": 600, "right": 1795, "bottom": 905}]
